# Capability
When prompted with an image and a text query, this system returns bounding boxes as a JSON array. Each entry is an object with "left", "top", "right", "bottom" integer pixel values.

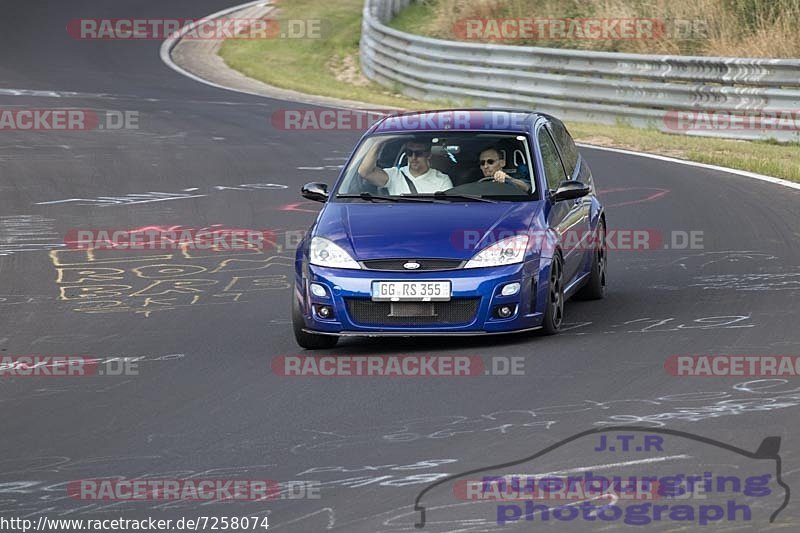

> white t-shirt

[{"left": 383, "top": 166, "right": 453, "bottom": 195}]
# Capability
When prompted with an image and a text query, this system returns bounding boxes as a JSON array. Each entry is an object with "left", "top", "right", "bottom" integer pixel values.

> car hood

[{"left": 315, "top": 201, "right": 543, "bottom": 261}]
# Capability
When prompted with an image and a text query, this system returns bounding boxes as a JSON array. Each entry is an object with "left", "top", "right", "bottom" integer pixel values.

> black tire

[
  {"left": 540, "top": 253, "right": 565, "bottom": 335},
  {"left": 292, "top": 289, "right": 338, "bottom": 350},
  {"left": 575, "top": 219, "right": 607, "bottom": 300}
]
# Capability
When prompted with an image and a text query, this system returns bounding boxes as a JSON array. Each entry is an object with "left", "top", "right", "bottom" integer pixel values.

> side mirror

[
  {"left": 301, "top": 182, "right": 329, "bottom": 203},
  {"left": 551, "top": 180, "right": 590, "bottom": 203}
]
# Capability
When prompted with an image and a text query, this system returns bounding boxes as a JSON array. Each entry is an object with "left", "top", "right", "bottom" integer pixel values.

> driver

[
  {"left": 479, "top": 146, "right": 531, "bottom": 193},
  {"left": 357, "top": 137, "right": 453, "bottom": 195}
]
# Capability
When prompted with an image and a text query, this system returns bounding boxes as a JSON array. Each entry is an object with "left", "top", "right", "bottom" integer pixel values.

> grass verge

[
  {"left": 218, "top": 1, "right": 800, "bottom": 183},
  {"left": 218, "top": 0, "right": 420, "bottom": 108},
  {"left": 390, "top": 0, "right": 800, "bottom": 57}
]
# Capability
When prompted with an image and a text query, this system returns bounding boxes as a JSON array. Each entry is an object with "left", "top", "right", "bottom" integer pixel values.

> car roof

[{"left": 366, "top": 108, "right": 551, "bottom": 135}]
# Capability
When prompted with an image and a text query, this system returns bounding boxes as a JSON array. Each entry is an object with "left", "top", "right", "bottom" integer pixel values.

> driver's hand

[{"left": 493, "top": 170, "right": 508, "bottom": 183}]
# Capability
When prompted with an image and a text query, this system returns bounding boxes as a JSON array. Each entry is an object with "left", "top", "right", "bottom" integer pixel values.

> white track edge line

[{"left": 577, "top": 143, "right": 800, "bottom": 191}]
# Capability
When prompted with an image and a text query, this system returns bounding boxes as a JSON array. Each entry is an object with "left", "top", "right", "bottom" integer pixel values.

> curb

[{"left": 159, "top": 1, "right": 391, "bottom": 111}]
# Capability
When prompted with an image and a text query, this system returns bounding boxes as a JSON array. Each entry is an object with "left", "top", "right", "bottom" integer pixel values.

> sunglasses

[
  {"left": 405, "top": 149, "right": 430, "bottom": 158},
  {"left": 480, "top": 159, "right": 499, "bottom": 166}
]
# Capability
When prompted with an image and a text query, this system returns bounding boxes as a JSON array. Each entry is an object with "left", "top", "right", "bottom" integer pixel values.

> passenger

[{"left": 358, "top": 137, "right": 453, "bottom": 194}]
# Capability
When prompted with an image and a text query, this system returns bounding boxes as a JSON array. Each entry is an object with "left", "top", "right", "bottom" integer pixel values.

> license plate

[{"left": 371, "top": 281, "right": 451, "bottom": 302}]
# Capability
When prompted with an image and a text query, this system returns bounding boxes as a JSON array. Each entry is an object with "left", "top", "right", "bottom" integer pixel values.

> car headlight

[
  {"left": 464, "top": 235, "right": 529, "bottom": 269},
  {"left": 309, "top": 237, "right": 361, "bottom": 269}
]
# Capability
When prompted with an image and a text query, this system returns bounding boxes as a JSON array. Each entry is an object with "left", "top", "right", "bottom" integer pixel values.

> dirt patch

[{"left": 328, "top": 54, "right": 371, "bottom": 87}]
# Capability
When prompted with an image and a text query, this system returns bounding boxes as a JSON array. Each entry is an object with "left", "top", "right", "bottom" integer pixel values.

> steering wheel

[{"left": 478, "top": 176, "right": 519, "bottom": 189}]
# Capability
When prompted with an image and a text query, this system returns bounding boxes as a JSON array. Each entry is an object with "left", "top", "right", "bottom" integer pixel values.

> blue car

[{"left": 292, "top": 110, "right": 606, "bottom": 349}]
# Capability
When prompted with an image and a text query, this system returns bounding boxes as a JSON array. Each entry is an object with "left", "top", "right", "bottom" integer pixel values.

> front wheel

[
  {"left": 292, "top": 289, "right": 338, "bottom": 350},
  {"left": 575, "top": 220, "right": 607, "bottom": 300},
  {"left": 540, "top": 254, "right": 564, "bottom": 335}
]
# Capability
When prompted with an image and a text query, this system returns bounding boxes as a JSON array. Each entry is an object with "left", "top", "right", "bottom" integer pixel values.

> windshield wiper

[
  {"left": 432, "top": 192, "right": 498, "bottom": 203},
  {"left": 336, "top": 193, "right": 399, "bottom": 202},
  {"left": 339, "top": 193, "right": 450, "bottom": 204},
  {"left": 337, "top": 193, "right": 451, "bottom": 204}
]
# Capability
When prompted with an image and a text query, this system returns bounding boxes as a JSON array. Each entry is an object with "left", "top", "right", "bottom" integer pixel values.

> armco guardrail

[{"left": 360, "top": 0, "right": 800, "bottom": 141}]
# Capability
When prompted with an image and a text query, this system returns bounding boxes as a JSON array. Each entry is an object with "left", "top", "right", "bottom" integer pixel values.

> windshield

[{"left": 333, "top": 132, "right": 538, "bottom": 202}]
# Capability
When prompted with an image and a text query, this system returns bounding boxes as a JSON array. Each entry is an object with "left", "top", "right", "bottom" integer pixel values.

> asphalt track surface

[{"left": 1, "top": 1, "right": 799, "bottom": 532}]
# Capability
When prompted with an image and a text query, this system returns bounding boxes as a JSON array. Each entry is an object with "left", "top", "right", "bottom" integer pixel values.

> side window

[
  {"left": 538, "top": 128, "right": 567, "bottom": 191},
  {"left": 548, "top": 120, "right": 579, "bottom": 178}
]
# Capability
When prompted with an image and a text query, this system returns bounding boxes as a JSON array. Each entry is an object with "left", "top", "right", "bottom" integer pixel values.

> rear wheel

[
  {"left": 575, "top": 219, "right": 607, "bottom": 300},
  {"left": 540, "top": 254, "right": 564, "bottom": 335},
  {"left": 292, "top": 289, "right": 338, "bottom": 350}
]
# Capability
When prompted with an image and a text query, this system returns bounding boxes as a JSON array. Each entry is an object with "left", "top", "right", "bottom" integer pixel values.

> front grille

[
  {"left": 361, "top": 259, "right": 463, "bottom": 271},
  {"left": 345, "top": 298, "right": 480, "bottom": 326}
]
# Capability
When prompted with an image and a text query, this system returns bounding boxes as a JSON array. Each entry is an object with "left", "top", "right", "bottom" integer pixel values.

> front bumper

[{"left": 295, "top": 260, "right": 545, "bottom": 336}]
